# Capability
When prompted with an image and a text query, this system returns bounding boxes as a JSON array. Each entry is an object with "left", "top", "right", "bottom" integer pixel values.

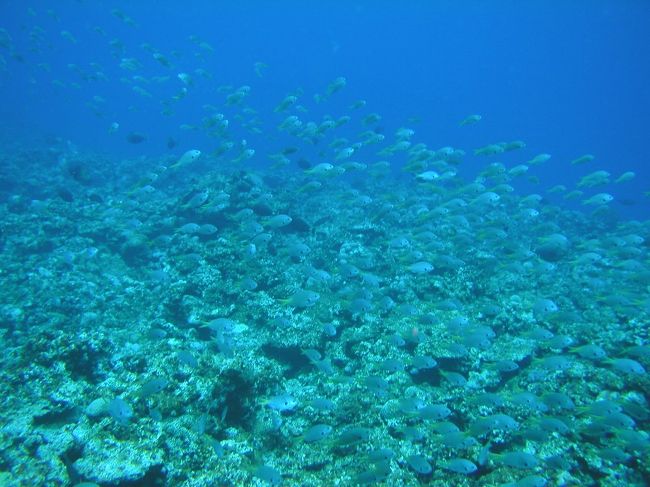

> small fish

[
  {"left": 472, "top": 191, "right": 501, "bottom": 205},
  {"left": 547, "top": 184, "right": 566, "bottom": 193},
  {"left": 178, "top": 72, "right": 193, "bottom": 85},
  {"left": 410, "top": 355, "right": 437, "bottom": 373},
  {"left": 240, "top": 277, "right": 257, "bottom": 291},
  {"left": 508, "top": 164, "right": 529, "bottom": 177},
  {"left": 170, "top": 149, "right": 201, "bottom": 169},
  {"left": 336, "top": 427, "right": 371, "bottom": 446},
  {"left": 459, "top": 114, "right": 481, "bottom": 126},
  {"left": 326, "top": 76, "right": 346, "bottom": 96},
  {"left": 362, "top": 113, "right": 382, "bottom": 125},
  {"left": 254, "top": 465, "right": 282, "bottom": 486},
  {"left": 298, "top": 181, "right": 322, "bottom": 193},
  {"left": 380, "top": 358, "right": 404, "bottom": 373},
  {"left": 541, "top": 391, "right": 575, "bottom": 410},
  {"left": 254, "top": 61, "right": 268, "bottom": 77},
  {"left": 283, "top": 289, "right": 320, "bottom": 308},
  {"left": 304, "top": 162, "right": 335, "bottom": 176},
  {"left": 438, "top": 432, "right": 478, "bottom": 450},
  {"left": 177, "top": 351, "right": 198, "bottom": 368},
  {"left": 418, "top": 404, "right": 451, "bottom": 420},
  {"left": 120, "top": 58, "right": 140, "bottom": 71},
  {"left": 203, "top": 318, "right": 237, "bottom": 333},
  {"left": 179, "top": 223, "right": 201, "bottom": 234},
  {"left": 571, "top": 154, "right": 594, "bottom": 165},
  {"left": 416, "top": 171, "right": 439, "bottom": 181},
  {"left": 60, "top": 30, "right": 77, "bottom": 43},
  {"left": 364, "top": 375, "right": 390, "bottom": 397},
  {"left": 309, "top": 397, "right": 336, "bottom": 412},
  {"left": 368, "top": 448, "right": 395, "bottom": 463},
  {"left": 571, "top": 344, "right": 607, "bottom": 361},
  {"left": 126, "top": 132, "right": 147, "bottom": 144},
  {"left": 139, "top": 377, "right": 169, "bottom": 398},
  {"left": 582, "top": 193, "right": 613, "bottom": 206},
  {"left": 533, "top": 298, "right": 558, "bottom": 316},
  {"left": 108, "top": 397, "right": 133, "bottom": 425},
  {"left": 615, "top": 171, "right": 635, "bottom": 183},
  {"left": 527, "top": 153, "right": 551, "bottom": 165},
  {"left": 406, "top": 454, "right": 432, "bottom": 475},
  {"left": 578, "top": 170, "right": 610, "bottom": 188},
  {"left": 153, "top": 52, "right": 171, "bottom": 67},
  {"left": 274, "top": 95, "right": 298, "bottom": 112},
  {"left": 442, "top": 458, "right": 477, "bottom": 474},
  {"left": 409, "top": 261, "right": 434, "bottom": 274},
  {"left": 470, "top": 414, "right": 519, "bottom": 436},
  {"left": 608, "top": 358, "right": 646, "bottom": 375},
  {"left": 335, "top": 147, "right": 355, "bottom": 160},
  {"left": 441, "top": 371, "right": 467, "bottom": 387},
  {"left": 303, "top": 424, "right": 332, "bottom": 442},
  {"left": 491, "top": 359, "right": 519, "bottom": 373},
  {"left": 266, "top": 393, "right": 298, "bottom": 412},
  {"left": 564, "top": 189, "right": 583, "bottom": 200},
  {"left": 492, "top": 451, "right": 539, "bottom": 469},
  {"left": 265, "top": 214, "right": 292, "bottom": 228},
  {"left": 184, "top": 190, "right": 209, "bottom": 208},
  {"left": 474, "top": 144, "right": 504, "bottom": 156},
  {"left": 198, "top": 224, "right": 218, "bottom": 235}
]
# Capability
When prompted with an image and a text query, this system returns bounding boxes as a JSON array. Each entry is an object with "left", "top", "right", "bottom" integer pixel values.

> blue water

[{"left": 2, "top": 1, "right": 649, "bottom": 218}]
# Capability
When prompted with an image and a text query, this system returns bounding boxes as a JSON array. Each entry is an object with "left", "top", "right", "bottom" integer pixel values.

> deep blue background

[{"left": 1, "top": 1, "right": 649, "bottom": 218}]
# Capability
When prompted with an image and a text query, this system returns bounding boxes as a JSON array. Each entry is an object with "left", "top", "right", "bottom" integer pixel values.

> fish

[
  {"left": 582, "top": 193, "right": 613, "bottom": 205},
  {"left": 442, "top": 458, "right": 477, "bottom": 474},
  {"left": 139, "top": 377, "right": 169, "bottom": 398},
  {"left": 108, "top": 397, "right": 133, "bottom": 425},
  {"left": 406, "top": 455, "right": 432, "bottom": 474},
  {"left": 253, "top": 465, "right": 282, "bottom": 485},
  {"left": 304, "top": 162, "right": 335, "bottom": 176},
  {"left": 577, "top": 170, "right": 610, "bottom": 188},
  {"left": 615, "top": 171, "right": 635, "bottom": 183},
  {"left": 492, "top": 451, "right": 539, "bottom": 469},
  {"left": 265, "top": 214, "right": 292, "bottom": 228},
  {"left": 326, "top": 76, "right": 346, "bottom": 96},
  {"left": 170, "top": 149, "right": 201, "bottom": 169},
  {"left": 302, "top": 424, "right": 332, "bottom": 442},
  {"left": 408, "top": 261, "right": 434, "bottom": 274},
  {"left": 282, "top": 289, "right": 320, "bottom": 308},
  {"left": 60, "top": 30, "right": 77, "bottom": 43},
  {"left": 416, "top": 171, "right": 439, "bottom": 181},
  {"left": 153, "top": 52, "right": 172, "bottom": 67},
  {"left": 527, "top": 153, "right": 552, "bottom": 165},
  {"left": 266, "top": 393, "right": 298, "bottom": 412},
  {"left": 459, "top": 114, "right": 481, "bottom": 126},
  {"left": 254, "top": 61, "right": 268, "bottom": 77},
  {"left": 126, "top": 132, "right": 147, "bottom": 144},
  {"left": 274, "top": 95, "right": 298, "bottom": 112},
  {"left": 571, "top": 154, "right": 595, "bottom": 165}
]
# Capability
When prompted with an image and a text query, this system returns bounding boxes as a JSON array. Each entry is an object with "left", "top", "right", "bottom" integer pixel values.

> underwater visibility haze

[{"left": 0, "top": 1, "right": 649, "bottom": 486}]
